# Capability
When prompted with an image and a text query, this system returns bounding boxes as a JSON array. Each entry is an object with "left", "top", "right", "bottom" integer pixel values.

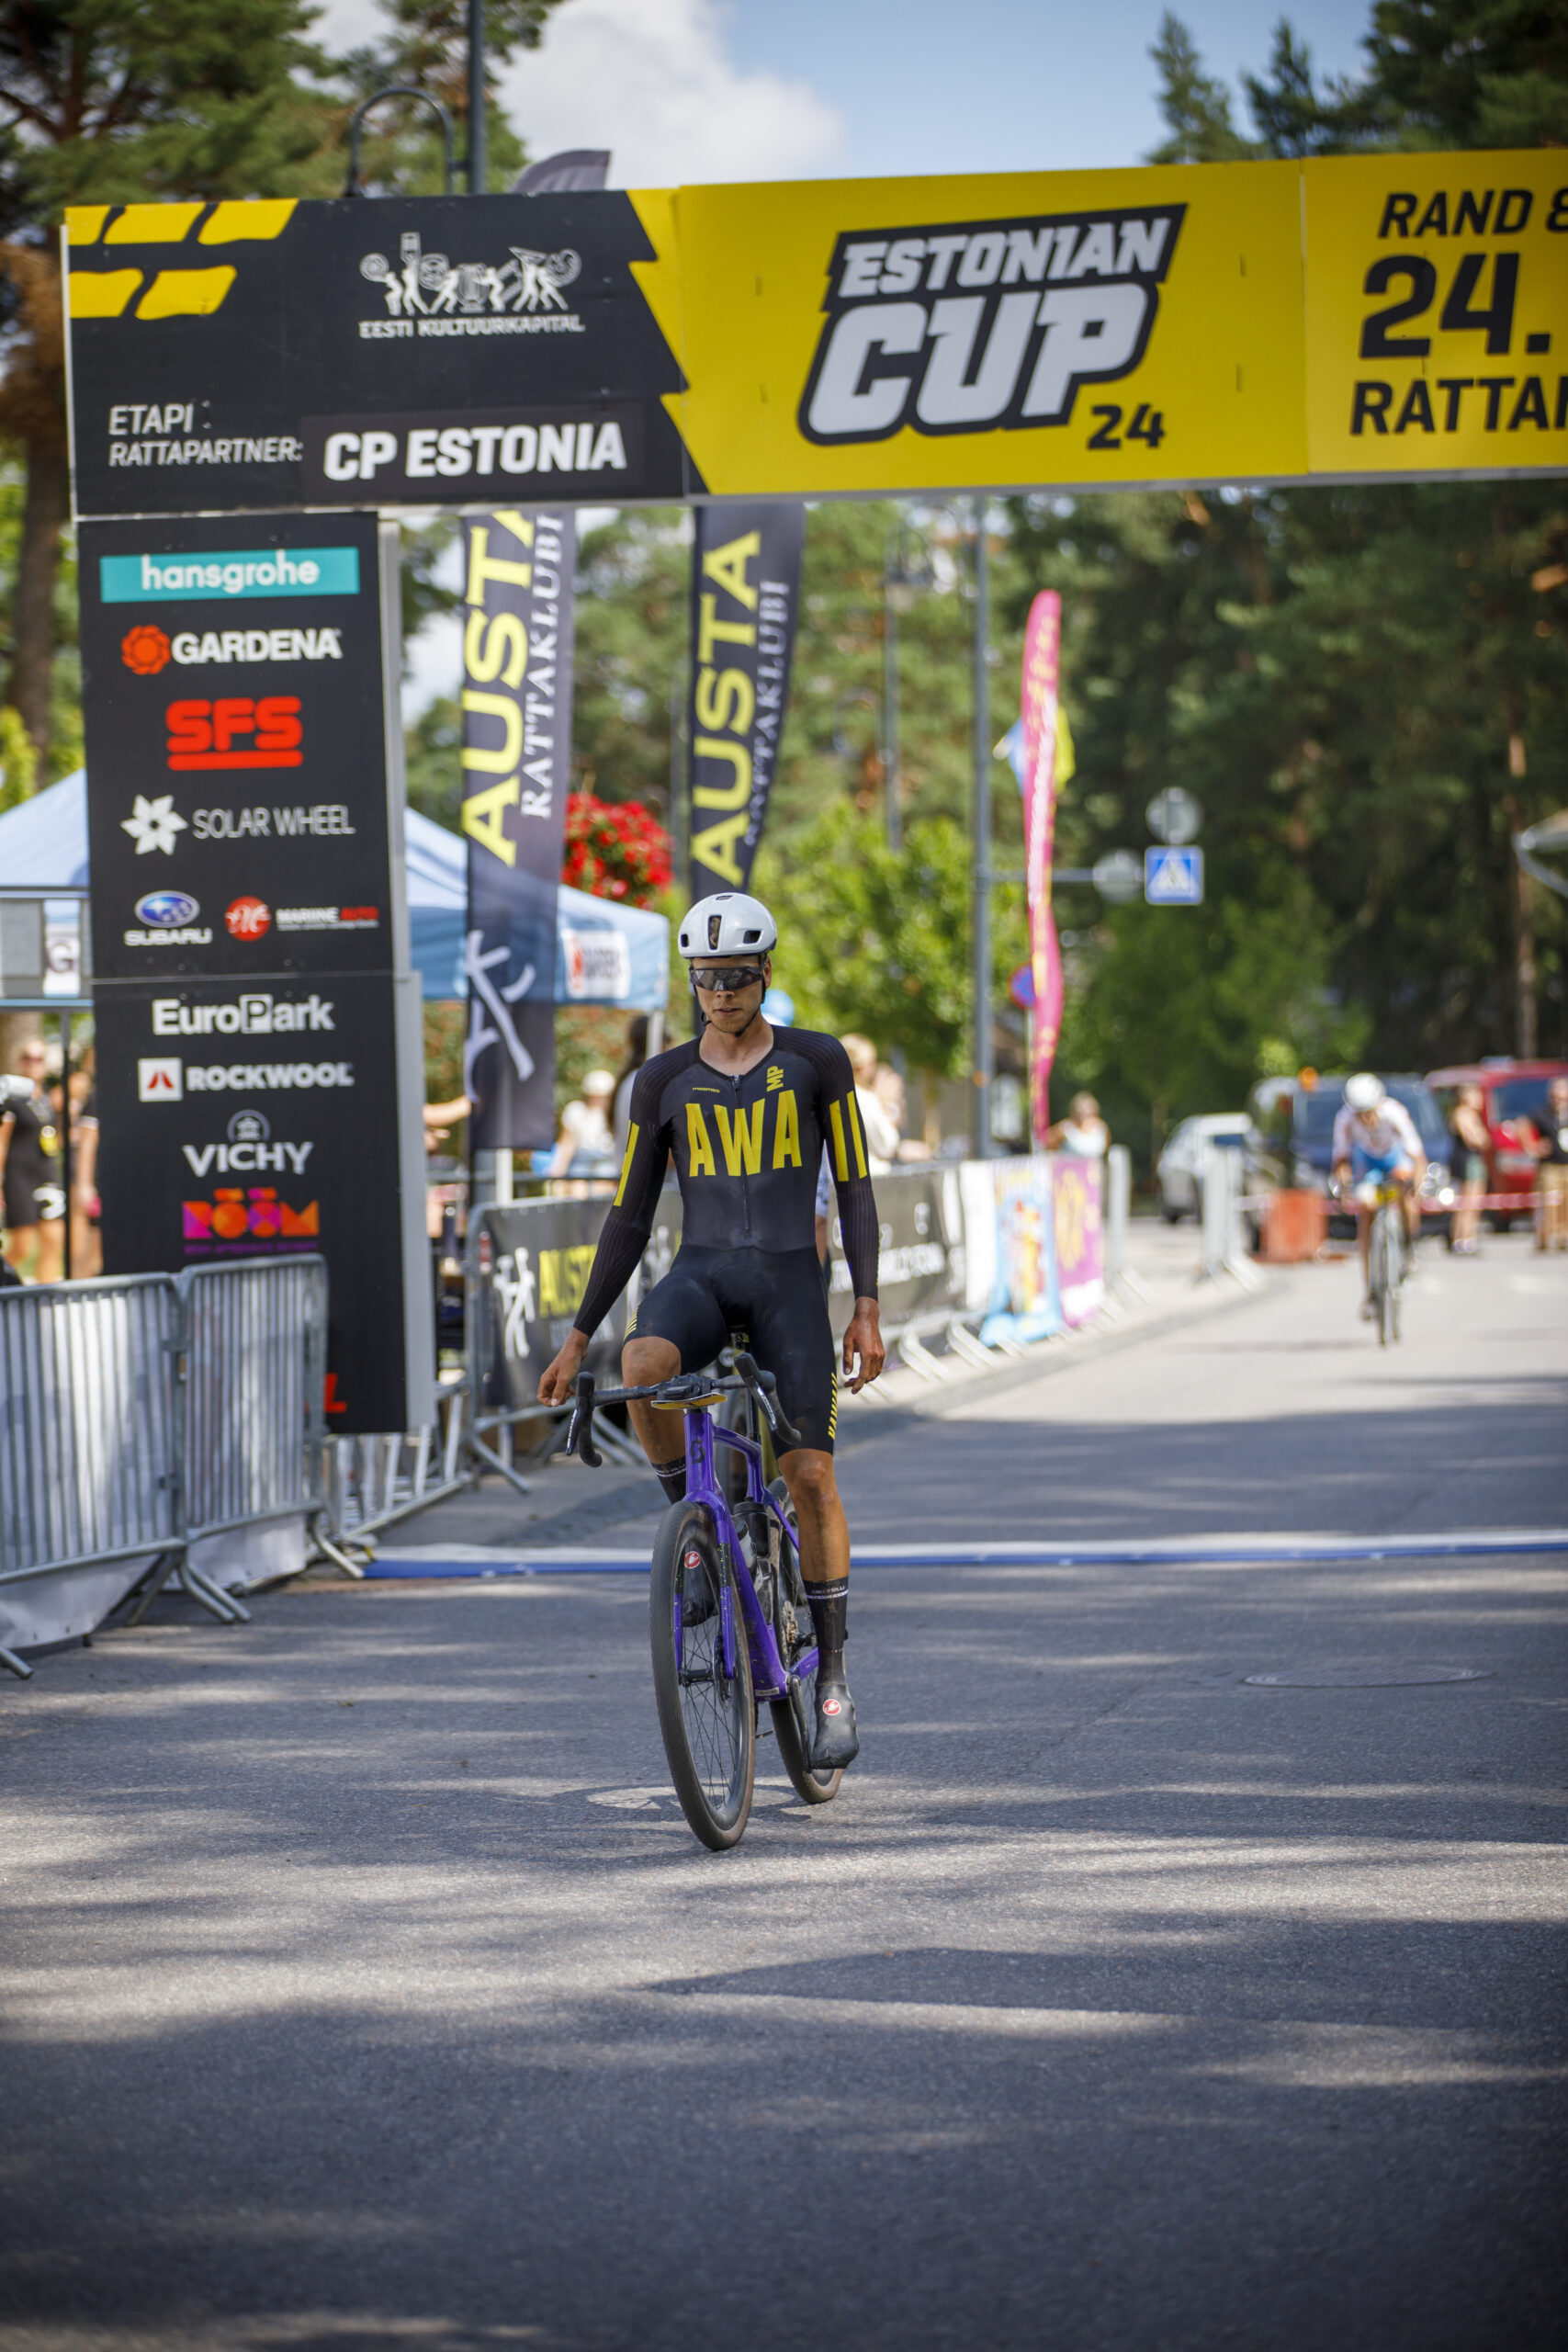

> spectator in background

[
  {"left": 840, "top": 1033, "right": 900, "bottom": 1174},
  {"left": 873, "top": 1062, "right": 932, "bottom": 1163},
  {"left": 1048, "top": 1091, "right": 1110, "bottom": 1159},
  {"left": 1449, "top": 1082, "right": 1490, "bottom": 1256},
  {"left": 68, "top": 1048, "right": 101, "bottom": 1281},
  {"left": 612, "top": 1015, "right": 649, "bottom": 1161},
  {"left": 552, "top": 1069, "right": 618, "bottom": 1190},
  {"left": 1533, "top": 1075, "right": 1568, "bottom": 1253},
  {"left": 0, "top": 1036, "right": 65, "bottom": 1283}
]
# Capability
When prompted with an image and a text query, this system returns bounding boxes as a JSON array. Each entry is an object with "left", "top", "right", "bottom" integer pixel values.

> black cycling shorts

[{"left": 627, "top": 1243, "right": 838, "bottom": 1455}]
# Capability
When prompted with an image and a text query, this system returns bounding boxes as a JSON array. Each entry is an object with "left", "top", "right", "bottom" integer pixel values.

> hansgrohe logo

[{"left": 101, "top": 548, "right": 360, "bottom": 603}]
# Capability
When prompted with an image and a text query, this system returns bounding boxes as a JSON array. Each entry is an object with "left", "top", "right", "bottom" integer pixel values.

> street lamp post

[
  {"left": 971, "top": 495, "right": 992, "bottom": 1160},
  {"left": 468, "top": 0, "right": 487, "bottom": 194}
]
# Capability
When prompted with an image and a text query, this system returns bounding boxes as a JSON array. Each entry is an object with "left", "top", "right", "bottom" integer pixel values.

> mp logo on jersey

[{"left": 799, "top": 204, "right": 1184, "bottom": 444}]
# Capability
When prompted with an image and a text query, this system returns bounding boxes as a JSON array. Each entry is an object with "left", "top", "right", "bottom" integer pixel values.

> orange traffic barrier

[{"left": 1259, "top": 1190, "right": 1326, "bottom": 1261}]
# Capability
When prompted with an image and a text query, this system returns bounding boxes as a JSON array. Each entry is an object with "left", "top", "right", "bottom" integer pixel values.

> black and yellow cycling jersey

[{"left": 572, "top": 1029, "right": 880, "bottom": 1345}]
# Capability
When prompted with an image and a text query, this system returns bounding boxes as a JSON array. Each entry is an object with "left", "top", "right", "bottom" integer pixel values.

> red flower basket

[{"left": 561, "top": 793, "right": 672, "bottom": 908}]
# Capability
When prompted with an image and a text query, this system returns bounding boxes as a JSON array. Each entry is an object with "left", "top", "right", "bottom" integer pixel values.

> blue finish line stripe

[{"left": 363, "top": 1529, "right": 1568, "bottom": 1579}]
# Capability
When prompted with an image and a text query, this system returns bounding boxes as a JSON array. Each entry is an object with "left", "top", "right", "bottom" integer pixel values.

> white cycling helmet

[
  {"left": 1344, "top": 1072, "right": 1385, "bottom": 1113},
  {"left": 677, "top": 891, "right": 777, "bottom": 958}
]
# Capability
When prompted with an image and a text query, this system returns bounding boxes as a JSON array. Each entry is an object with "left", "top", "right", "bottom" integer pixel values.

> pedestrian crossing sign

[{"left": 1145, "top": 847, "right": 1204, "bottom": 905}]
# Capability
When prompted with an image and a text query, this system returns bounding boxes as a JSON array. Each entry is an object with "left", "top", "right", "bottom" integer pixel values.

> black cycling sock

[
  {"left": 656, "top": 1460, "right": 687, "bottom": 1505},
  {"left": 807, "top": 1577, "right": 849, "bottom": 1682}
]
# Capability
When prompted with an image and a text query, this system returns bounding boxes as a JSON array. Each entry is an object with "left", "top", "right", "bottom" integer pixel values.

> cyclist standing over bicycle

[
  {"left": 537, "top": 892, "right": 884, "bottom": 1771},
  {"left": 1332, "top": 1073, "right": 1427, "bottom": 1319}
]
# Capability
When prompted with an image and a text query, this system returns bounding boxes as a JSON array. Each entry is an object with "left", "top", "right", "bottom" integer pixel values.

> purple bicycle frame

[{"left": 672, "top": 1400, "right": 817, "bottom": 1702}]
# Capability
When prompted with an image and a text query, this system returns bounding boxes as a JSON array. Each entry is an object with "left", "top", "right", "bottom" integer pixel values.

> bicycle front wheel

[
  {"left": 649, "top": 1502, "right": 754, "bottom": 1850},
  {"left": 1371, "top": 1212, "right": 1395, "bottom": 1347}
]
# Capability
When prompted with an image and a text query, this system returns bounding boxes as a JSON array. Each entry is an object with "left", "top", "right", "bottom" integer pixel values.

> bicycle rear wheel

[
  {"left": 649, "top": 1501, "right": 754, "bottom": 1850},
  {"left": 765, "top": 1477, "right": 841, "bottom": 1806}
]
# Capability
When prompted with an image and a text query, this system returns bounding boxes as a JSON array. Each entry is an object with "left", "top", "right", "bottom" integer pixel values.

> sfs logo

[
  {"left": 165, "top": 697, "right": 302, "bottom": 770},
  {"left": 800, "top": 206, "right": 1184, "bottom": 445}
]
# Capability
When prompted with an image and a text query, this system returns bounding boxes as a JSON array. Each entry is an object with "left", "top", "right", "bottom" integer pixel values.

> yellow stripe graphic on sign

[
  {"left": 829, "top": 1099, "right": 849, "bottom": 1182},
  {"left": 106, "top": 203, "right": 204, "bottom": 243},
  {"left": 614, "top": 1124, "right": 640, "bottom": 1208},
  {"left": 137, "top": 268, "right": 237, "bottom": 319},
  {"left": 68, "top": 271, "right": 142, "bottom": 319},
  {"left": 64, "top": 207, "right": 111, "bottom": 246},
  {"left": 199, "top": 200, "right": 297, "bottom": 243}
]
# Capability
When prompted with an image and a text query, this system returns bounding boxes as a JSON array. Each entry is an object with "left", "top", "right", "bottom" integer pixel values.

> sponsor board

[
  {"left": 124, "top": 886, "right": 210, "bottom": 947},
  {"left": 82, "top": 513, "right": 397, "bottom": 981},
  {"left": 65, "top": 156, "right": 1564, "bottom": 509},
  {"left": 65, "top": 194, "right": 688, "bottom": 514},
  {"left": 98, "top": 975, "right": 430, "bottom": 1434}
]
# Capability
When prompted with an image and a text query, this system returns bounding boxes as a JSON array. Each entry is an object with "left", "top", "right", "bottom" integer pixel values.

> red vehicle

[{"left": 1427, "top": 1059, "right": 1568, "bottom": 1228}]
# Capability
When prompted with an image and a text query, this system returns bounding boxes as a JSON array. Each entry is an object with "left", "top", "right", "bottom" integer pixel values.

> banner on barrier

[
  {"left": 1052, "top": 1155, "right": 1105, "bottom": 1325},
  {"left": 976, "top": 1157, "right": 1062, "bottom": 1345},
  {"left": 64, "top": 153, "right": 1568, "bottom": 519},
  {"left": 461, "top": 506, "right": 577, "bottom": 1148},
  {"left": 687, "top": 502, "right": 805, "bottom": 896},
  {"left": 823, "top": 1165, "right": 964, "bottom": 1337},
  {"left": 477, "top": 1190, "right": 682, "bottom": 1409}
]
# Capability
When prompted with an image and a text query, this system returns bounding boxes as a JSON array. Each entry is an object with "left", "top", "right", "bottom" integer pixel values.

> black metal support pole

[
  {"left": 468, "top": 0, "right": 487, "bottom": 194},
  {"left": 971, "top": 496, "right": 992, "bottom": 1159},
  {"left": 60, "top": 1008, "right": 72, "bottom": 1280},
  {"left": 884, "top": 539, "right": 901, "bottom": 854}
]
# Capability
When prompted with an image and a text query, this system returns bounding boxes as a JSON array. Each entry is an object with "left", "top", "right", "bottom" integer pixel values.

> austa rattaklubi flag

[
  {"left": 1019, "top": 591, "right": 1075, "bottom": 1147},
  {"left": 461, "top": 506, "right": 577, "bottom": 1149},
  {"left": 687, "top": 502, "right": 804, "bottom": 896}
]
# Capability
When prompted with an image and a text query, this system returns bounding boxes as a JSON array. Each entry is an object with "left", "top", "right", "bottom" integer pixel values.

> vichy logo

[
  {"left": 125, "top": 888, "right": 210, "bottom": 948},
  {"left": 358, "top": 230, "right": 582, "bottom": 339},
  {"left": 181, "top": 1108, "right": 315, "bottom": 1177},
  {"left": 121, "top": 623, "right": 344, "bottom": 673},
  {"left": 800, "top": 205, "right": 1185, "bottom": 444}
]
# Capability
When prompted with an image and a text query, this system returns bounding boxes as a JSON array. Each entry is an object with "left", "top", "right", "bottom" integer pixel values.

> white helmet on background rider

[
  {"left": 677, "top": 891, "right": 778, "bottom": 959},
  {"left": 1345, "top": 1072, "right": 1385, "bottom": 1113}
]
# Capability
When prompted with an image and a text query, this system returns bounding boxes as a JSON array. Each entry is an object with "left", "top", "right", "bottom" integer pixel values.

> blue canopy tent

[{"left": 0, "top": 773, "right": 670, "bottom": 1008}]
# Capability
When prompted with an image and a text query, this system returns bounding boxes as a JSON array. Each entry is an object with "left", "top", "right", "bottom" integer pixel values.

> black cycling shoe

[
  {"left": 679, "top": 1540, "right": 716, "bottom": 1627},
  {"left": 811, "top": 1678, "right": 859, "bottom": 1771}
]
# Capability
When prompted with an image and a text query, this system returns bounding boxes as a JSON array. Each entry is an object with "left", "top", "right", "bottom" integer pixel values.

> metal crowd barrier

[{"left": 0, "top": 1257, "right": 327, "bottom": 1678}]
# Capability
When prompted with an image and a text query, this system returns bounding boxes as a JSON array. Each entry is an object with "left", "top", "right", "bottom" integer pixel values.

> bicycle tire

[
  {"left": 649, "top": 1501, "right": 754, "bottom": 1850},
  {"left": 1371, "top": 1210, "right": 1394, "bottom": 1348},
  {"left": 764, "top": 1477, "right": 841, "bottom": 1806}
]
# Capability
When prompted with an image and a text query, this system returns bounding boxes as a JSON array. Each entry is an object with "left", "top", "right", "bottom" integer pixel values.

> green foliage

[
  {"left": 0, "top": 703, "right": 38, "bottom": 808},
  {"left": 1147, "top": 11, "right": 1258, "bottom": 161},
  {"left": 573, "top": 508, "right": 690, "bottom": 819},
  {"left": 758, "top": 803, "right": 1025, "bottom": 1080}
]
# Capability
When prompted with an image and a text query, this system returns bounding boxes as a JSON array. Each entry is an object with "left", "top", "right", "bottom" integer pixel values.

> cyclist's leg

[{"left": 622, "top": 1252, "right": 729, "bottom": 1476}]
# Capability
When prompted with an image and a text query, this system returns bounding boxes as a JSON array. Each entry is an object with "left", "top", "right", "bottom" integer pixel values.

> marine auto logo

[
  {"left": 225, "top": 896, "right": 272, "bottom": 941},
  {"left": 358, "top": 228, "right": 582, "bottom": 341},
  {"left": 124, "top": 888, "right": 210, "bottom": 948},
  {"left": 799, "top": 204, "right": 1185, "bottom": 445}
]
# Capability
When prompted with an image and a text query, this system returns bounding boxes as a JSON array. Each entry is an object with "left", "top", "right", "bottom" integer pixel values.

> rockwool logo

[{"left": 799, "top": 205, "right": 1184, "bottom": 444}]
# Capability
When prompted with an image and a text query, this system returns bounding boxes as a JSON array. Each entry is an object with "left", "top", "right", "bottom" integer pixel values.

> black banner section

[
  {"left": 474, "top": 1190, "right": 682, "bottom": 1410},
  {"left": 687, "top": 503, "right": 804, "bottom": 896},
  {"left": 824, "top": 1166, "right": 962, "bottom": 1336},
  {"left": 67, "top": 195, "right": 690, "bottom": 517},
  {"left": 462, "top": 507, "right": 576, "bottom": 1149},
  {"left": 93, "top": 973, "right": 431, "bottom": 1435},
  {"left": 79, "top": 513, "right": 396, "bottom": 983}
]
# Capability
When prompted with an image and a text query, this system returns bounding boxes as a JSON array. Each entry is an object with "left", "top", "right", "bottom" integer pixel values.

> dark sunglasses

[{"left": 690, "top": 965, "right": 766, "bottom": 994}]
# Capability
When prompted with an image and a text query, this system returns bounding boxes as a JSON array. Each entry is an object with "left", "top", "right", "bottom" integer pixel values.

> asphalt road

[{"left": 2, "top": 1235, "right": 1564, "bottom": 2351}]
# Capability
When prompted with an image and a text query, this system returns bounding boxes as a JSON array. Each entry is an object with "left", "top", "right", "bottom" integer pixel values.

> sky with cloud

[{"left": 318, "top": 0, "right": 1372, "bottom": 188}]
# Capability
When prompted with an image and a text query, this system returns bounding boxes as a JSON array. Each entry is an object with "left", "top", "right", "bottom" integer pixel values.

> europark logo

[{"left": 121, "top": 623, "right": 345, "bottom": 673}]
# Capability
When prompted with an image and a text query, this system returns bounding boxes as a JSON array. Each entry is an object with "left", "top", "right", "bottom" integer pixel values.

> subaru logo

[{"left": 135, "top": 889, "right": 200, "bottom": 927}]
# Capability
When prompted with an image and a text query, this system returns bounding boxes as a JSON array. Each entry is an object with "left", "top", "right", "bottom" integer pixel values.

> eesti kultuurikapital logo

[{"left": 798, "top": 203, "right": 1185, "bottom": 444}]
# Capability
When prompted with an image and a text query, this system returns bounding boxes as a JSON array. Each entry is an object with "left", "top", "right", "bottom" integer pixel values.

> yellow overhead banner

[
  {"left": 633, "top": 147, "right": 1566, "bottom": 497},
  {"left": 636, "top": 160, "right": 1311, "bottom": 495},
  {"left": 1303, "top": 152, "right": 1568, "bottom": 477},
  {"left": 64, "top": 153, "right": 1566, "bottom": 520}
]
